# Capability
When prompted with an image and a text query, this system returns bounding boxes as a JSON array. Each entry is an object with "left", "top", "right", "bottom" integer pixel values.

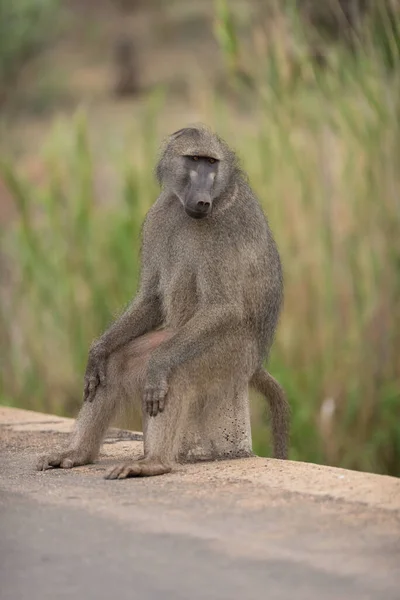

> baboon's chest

[{"left": 158, "top": 234, "right": 202, "bottom": 327}]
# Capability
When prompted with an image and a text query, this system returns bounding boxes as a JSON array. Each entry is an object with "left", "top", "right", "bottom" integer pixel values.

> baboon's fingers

[
  {"left": 36, "top": 455, "right": 61, "bottom": 470},
  {"left": 105, "top": 463, "right": 144, "bottom": 479},
  {"left": 86, "top": 376, "right": 99, "bottom": 402},
  {"left": 117, "top": 463, "right": 141, "bottom": 478},
  {"left": 150, "top": 399, "right": 160, "bottom": 417},
  {"left": 98, "top": 360, "right": 107, "bottom": 386},
  {"left": 104, "top": 460, "right": 171, "bottom": 479},
  {"left": 144, "top": 379, "right": 168, "bottom": 417},
  {"left": 145, "top": 393, "right": 160, "bottom": 417},
  {"left": 37, "top": 450, "right": 93, "bottom": 471},
  {"left": 144, "top": 388, "right": 153, "bottom": 415},
  {"left": 104, "top": 465, "right": 123, "bottom": 480},
  {"left": 83, "top": 377, "right": 97, "bottom": 402},
  {"left": 158, "top": 395, "right": 166, "bottom": 413},
  {"left": 37, "top": 456, "right": 52, "bottom": 471}
]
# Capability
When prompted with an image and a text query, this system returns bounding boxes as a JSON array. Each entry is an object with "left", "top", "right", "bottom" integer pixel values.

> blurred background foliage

[
  {"left": 0, "top": 0, "right": 399, "bottom": 476},
  {"left": 0, "top": 0, "right": 60, "bottom": 103}
]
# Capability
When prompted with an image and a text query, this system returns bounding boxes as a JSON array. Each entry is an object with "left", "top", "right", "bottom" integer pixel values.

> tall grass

[
  {"left": 0, "top": 0, "right": 60, "bottom": 99},
  {"left": 1, "top": 4, "right": 400, "bottom": 476}
]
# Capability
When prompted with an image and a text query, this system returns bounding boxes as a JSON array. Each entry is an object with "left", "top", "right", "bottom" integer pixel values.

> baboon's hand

[
  {"left": 144, "top": 369, "right": 169, "bottom": 417},
  {"left": 83, "top": 342, "right": 107, "bottom": 402}
]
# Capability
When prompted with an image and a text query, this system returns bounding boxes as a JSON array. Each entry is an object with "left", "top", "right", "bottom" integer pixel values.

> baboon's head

[{"left": 156, "top": 126, "right": 239, "bottom": 220}]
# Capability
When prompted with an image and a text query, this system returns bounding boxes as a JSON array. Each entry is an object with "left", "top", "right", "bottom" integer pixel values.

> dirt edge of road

[{"left": 1, "top": 406, "right": 399, "bottom": 513}]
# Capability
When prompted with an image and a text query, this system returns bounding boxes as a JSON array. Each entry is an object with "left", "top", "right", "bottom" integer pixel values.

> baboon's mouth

[{"left": 184, "top": 206, "right": 210, "bottom": 220}]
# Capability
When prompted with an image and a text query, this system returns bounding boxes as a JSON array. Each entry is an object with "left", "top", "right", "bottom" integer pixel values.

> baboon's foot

[
  {"left": 36, "top": 449, "right": 93, "bottom": 471},
  {"left": 104, "top": 457, "right": 171, "bottom": 480}
]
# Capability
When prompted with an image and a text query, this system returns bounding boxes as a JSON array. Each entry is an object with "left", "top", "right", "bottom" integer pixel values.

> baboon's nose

[{"left": 196, "top": 200, "right": 211, "bottom": 209}]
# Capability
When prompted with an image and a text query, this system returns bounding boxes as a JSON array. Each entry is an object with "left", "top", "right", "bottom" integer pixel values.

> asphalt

[{"left": 1, "top": 407, "right": 399, "bottom": 600}]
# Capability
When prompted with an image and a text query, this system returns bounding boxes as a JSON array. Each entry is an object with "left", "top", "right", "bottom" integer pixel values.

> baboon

[{"left": 37, "top": 126, "right": 290, "bottom": 479}]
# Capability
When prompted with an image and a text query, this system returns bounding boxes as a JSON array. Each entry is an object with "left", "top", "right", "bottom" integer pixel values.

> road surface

[{"left": 1, "top": 407, "right": 399, "bottom": 600}]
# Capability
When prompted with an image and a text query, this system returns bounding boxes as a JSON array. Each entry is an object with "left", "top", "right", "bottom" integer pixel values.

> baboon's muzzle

[
  {"left": 184, "top": 193, "right": 212, "bottom": 219},
  {"left": 184, "top": 165, "right": 214, "bottom": 219},
  {"left": 185, "top": 180, "right": 213, "bottom": 219}
]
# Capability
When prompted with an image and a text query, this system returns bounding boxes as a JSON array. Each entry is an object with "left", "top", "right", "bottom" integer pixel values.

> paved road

[
  {"left": 1, "top": 408, "right": 399, "bottom": 600},
  {"left": 3, "top": 493, "right": 388, "bottom": 600}
]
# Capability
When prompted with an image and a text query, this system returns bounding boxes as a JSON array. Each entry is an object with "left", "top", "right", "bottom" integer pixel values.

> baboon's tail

[{"left": 250, "top": 368, "right": 290, "bottom": 460}]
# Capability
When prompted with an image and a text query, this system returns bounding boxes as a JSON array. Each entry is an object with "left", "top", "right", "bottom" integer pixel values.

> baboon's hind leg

[
  {"left": 104, "top": 378, "right": 189, "bottom": 480},
  {"left": 37, "top": 330, "right": 173, "bottom": 472},
  {"left": 103, "top": 330, "right": 176, "bottom": 479},
  {"left": 37, "top": 384, "right": 119, "bottom": 471}
]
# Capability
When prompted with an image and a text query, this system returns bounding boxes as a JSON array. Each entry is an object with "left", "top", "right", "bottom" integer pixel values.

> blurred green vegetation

[
  {"left": 0, "top": 0, "right": 60, "bottom": 100},
  {"left": 1, "top": 1, "right": 400, "bottom": 476}
]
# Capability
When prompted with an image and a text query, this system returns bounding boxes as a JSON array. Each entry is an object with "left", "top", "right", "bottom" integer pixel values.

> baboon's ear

[{"left": 169, "top": 127, "right": 198, "bottom": 140}]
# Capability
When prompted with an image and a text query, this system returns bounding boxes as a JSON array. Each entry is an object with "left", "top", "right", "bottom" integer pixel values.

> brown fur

[{"left": 37, "top": 126, "right": 290, "bottom": 479}]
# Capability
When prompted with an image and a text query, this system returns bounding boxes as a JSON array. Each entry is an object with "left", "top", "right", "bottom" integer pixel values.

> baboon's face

[
  {"left": 157, "top": 127, "right": 235, "bottom": 219},
  {"left": 179, "top": 154, "right": 219, "bottom": 219}
]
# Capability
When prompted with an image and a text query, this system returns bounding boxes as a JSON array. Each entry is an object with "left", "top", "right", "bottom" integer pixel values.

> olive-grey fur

[{"left": 37, "top": 125, "right": 290, "bottom": 479}]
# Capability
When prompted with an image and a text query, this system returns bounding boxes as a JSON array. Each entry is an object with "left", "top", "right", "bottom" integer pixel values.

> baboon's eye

[
  {"left": 191, "top": 156, "right": 199, "bottom": 161},
  {"left": 208, "top": 158, "right": 216, "bottom": 164}
]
